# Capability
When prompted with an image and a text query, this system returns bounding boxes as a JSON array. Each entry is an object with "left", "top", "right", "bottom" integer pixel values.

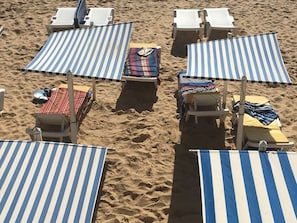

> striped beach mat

[
  {"left": 0, "top": 140, "right": 107, "bottom": 222},
  {"left": 124, "top": 47, "right": 161, "bottom": 77},
  {"left": 196, "top": 150, "right": 297, "bottom": 223}
]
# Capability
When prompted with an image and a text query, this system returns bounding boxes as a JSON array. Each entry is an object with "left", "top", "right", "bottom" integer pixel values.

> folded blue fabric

[{"left": 233, "top": 101, "right": 279, "bottom": 125}]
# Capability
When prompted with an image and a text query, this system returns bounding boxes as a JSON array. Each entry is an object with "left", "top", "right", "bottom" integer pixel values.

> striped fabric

[
  {"left": 24, "top": 22, "right": 133, "bottom": 81},
  {"left": 186, "top": 33, "right": 291, "bottom": 84},
  {"left": 0, "top": 140, "right": 107, "bottom": 223},
  {"left": 196, "top": 150, "right": 297, "bottom": 223},
  {"left": 124, "top": 47, "right": 161, "bottom": 77},
  {"left": 40, "top": 87, "right": 89, "bottom": 120}
]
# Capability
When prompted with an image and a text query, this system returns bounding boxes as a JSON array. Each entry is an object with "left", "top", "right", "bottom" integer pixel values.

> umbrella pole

[
  {"left": 223, "top": 81, "right": 228, "bottom": 109},
  {"left": 236, "top": 76, "right": 247, "bottom": 149},
  {"left": 67, "top": 72, "right": 77, "bottom": 143}
]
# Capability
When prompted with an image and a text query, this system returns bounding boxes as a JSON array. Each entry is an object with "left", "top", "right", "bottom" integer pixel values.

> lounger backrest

[
  {"left": 34, "top": 113, "right": 69, "bottom": 127},
  {"left": 74, "top": 0, "right": 87, "bottom": 27},
  {"left": 193, "top": 93, "right": 221, "bottom": 107}
]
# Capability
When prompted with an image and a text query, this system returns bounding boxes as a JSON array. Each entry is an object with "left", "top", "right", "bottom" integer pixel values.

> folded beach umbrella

[
  {"left": 185, "top": 33, "right": 292, "bottom": 148},
  {"left": 23, "top": 22, "right": 133, "bottom": 143},
  {"left": 195, "top": 149, "right": 297, "bottom": 223},
  {"left": 0, "top": 140, "right": 107, "bottom": 222}
]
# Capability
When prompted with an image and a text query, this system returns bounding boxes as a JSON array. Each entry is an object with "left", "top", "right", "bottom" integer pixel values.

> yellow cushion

[
  {"left": 233, "top": 94, "right": 279, "bottom": 129},
  {"left": 232, "top": 95, "right": 269, "bottom": 104},
  {"left": 58, "top": 84, "right": 91, "bottom": 93},
  {"left": 244, "top": 126, "right": 289, "bottom": 143},
  {"left": 129, "top": 42, "right": 159, "bottom": 48},
  {"left": 243, "top": 114, "right": 280, "bottom": 130}
]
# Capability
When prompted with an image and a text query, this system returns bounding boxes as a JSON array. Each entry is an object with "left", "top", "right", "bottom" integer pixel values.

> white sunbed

[
  {"left": 204, "top": 8, "right": 239, "bottom": 40},
  {"left": 122, "top": 43, "right": 161, "bottom": 88},
  {"left": 47, "top": 0, "right": 87, "bottom": 32},
  {"left": 47, "top": 8, "right": 77, "bottom": 32},
  {"left": 178, "top": 75, "right": 229, "bottom": 127},
  {"left": 232, "top": 95, "right": 294, "bottom": 150},
  {"left": 172, "top": 9, "right": 203, "bottom": 40},
  {"left": 82, "top": 8, "right": 114, "bottom": 27},
  {"left": 27, "top": 85, "right": 92, "bottom": 142}
]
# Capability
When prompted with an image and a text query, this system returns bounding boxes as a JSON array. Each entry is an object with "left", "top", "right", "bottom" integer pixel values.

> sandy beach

[{"left": 1, "top": 0, "right": 296, "bottom": 222}]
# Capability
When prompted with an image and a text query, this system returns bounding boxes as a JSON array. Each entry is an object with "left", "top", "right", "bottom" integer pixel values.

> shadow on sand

[
  {"left": 168, "top": 116, "right": 227, "bottom": 223},
  {"left": 115, "top": 81, "right": 158, "bottom": 112},
  {"left": 171, "top": 31, "right": 200, "bottom": 58}
]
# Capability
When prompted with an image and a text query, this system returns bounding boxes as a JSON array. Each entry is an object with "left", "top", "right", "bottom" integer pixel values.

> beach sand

[{"left": 1, "top": 0, "right": 296, "bottom": 222}]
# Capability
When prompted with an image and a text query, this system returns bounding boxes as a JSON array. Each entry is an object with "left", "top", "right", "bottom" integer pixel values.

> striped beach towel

[
  {"left": 124, "top": 47, "right": 160, "bottom": 78},
  {"left": 40, "top": 87, "right": 89, "bottom": 120},
  {"left": 233, "top": 101, "right": 279, "bottom": 125},
  {"left": 179, "top": 81, "right": 216, "bottom": 99}
]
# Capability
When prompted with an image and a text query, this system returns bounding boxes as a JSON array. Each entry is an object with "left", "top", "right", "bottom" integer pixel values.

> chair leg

[{"left": 185, "top": 113, "right": 190, "bottom": 122}]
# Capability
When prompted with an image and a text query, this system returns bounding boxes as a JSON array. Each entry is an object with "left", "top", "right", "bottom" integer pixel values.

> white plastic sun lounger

[
  {"left": 178, "top": 75, "right": 229, "bottom": 127},
  {"left": 204, "top": 8, "right": 239, "bottom": 40},
  {"left": 232, "top": 95, "right": 294, "bottom": 150},
  {"left": 47, "top": 0, "right": 87, "bottom": 32},
  {"left": 172, "top": 9, "right": 203, "bottom": 40},
  {"left": 82, "top": 8, "right": 114, "bottom": 27},
  {"left": 47, "top": 8, "right": 77, "bottom": 32},
  {"left": 122, "top": 43, "right": 161, "bottom": 87}
]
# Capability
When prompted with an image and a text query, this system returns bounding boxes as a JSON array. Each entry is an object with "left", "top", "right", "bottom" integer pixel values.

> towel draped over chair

[
  {"left": 232, "top": 101, "right": 279, "bottom": 125},
  {"left": 41, "top": 87, "right": 90, "bottom": 121}
]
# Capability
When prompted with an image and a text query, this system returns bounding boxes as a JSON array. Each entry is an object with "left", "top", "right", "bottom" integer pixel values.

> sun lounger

[
  {"left": 172, "top": 9, "right": 203, "bottom": 40},
  {"left": 122, "top": 43, "right": 161, "bottom": 87},
  {"left": 82, "top": 8, "right": 114, "bottom": 27},
  {"left": 47, "top": 8, "right": 78, "bottom": 33},
  {"left": 47, "top": 0, "right": 87, "bottom": 32},
  {"left": 178, "top": 73, "right": 229, "bottom": 127},
  {"left": 232, "top": 95, "right": 294, "bottom": 149},
  {"left": 204, "top": 8, "right": 239, "bottom": 40},
  {"left": 28, "top": 84, "right": 92, "bottom": 142}
]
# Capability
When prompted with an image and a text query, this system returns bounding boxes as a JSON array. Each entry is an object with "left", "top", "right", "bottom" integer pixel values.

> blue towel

[{"left": 233, "top": 101, "right": 279, "bottom": 125}]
